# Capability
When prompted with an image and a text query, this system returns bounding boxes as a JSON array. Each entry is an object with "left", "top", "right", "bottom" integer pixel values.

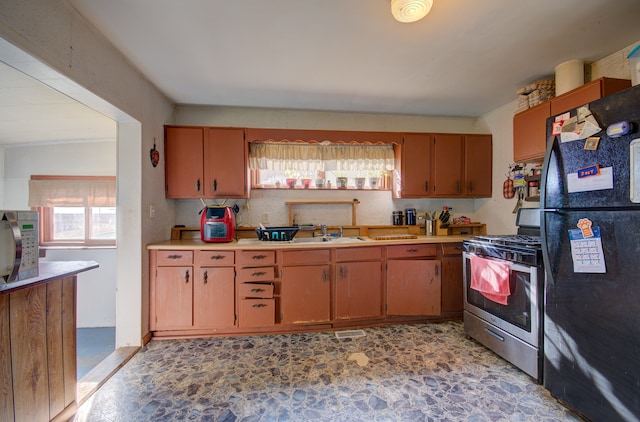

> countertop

[
  {"left": 0, "top": 260, "right": 99, "bottom": 295},
  {"left": 147, "top": 235, "right": 469, "bottom": 250}
]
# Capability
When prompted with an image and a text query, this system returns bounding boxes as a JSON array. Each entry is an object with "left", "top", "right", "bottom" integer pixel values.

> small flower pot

[
  {"left": 301, "top": 179, "right": 312, "bottom": 189},
  {"left": 315, "top": 178, "right": 324, "bottom": 188},
  {"left": 355, "top": 177, "right": 366, "bottom": 189},
  {"left": 336, "top": 177, "right": 348, "bottom": 189},
  {"left": 286, "top": 178, "right": 297, "bottom": 189},
  {"left": 369, "top": 177, "right": 380, "bottom": 189}
]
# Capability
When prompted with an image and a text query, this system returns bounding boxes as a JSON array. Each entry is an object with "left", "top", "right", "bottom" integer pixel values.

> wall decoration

[{"left": 150, "top": 138, "right": 160, "bottom": 167}]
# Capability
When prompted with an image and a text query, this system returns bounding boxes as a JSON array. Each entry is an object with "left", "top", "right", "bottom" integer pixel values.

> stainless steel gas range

[{"left": 462, "top": 208, "right": 544, "bottom": 382}]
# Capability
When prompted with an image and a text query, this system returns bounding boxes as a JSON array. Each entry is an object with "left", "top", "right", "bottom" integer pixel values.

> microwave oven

[
  {"left": 200, "top": 206, "right": 235, "bottom": 243},
  {"left": 0, "top": 210, "right": 39, "bottom": 282}
]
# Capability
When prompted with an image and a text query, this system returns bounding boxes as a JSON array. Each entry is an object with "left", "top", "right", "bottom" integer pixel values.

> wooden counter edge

[{"left": 0, "top": 261, "right": 99, "bottom": 295}]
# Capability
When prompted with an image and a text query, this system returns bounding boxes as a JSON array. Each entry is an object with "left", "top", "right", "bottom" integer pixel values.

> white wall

[
  {"left": 0, "top": 146, "right": 4, "bottom": 205},
  {"left": 0, "top": 0, "right": 175, "bottom": 346},
  {"left": 3, "top": 140, "right": 117, "bottom": 328}
]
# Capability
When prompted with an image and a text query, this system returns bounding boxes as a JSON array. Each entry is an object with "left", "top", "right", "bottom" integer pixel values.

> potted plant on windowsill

[
  {"left": 335, "top": 173, "right": 348, "bottom": 189},
  {"left": 285, "top": 169, "right": 299, "bottom": 189},
  {"left": 355, "top": 173, "right": 366, "bottom": 189},
  {"left": 367, "top": 169, "right": 383, "bottom": 189}
]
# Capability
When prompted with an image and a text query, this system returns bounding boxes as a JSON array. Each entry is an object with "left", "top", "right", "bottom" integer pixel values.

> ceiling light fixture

[{"left": 391, "top": 0, "right": 433, "bottom": 23}]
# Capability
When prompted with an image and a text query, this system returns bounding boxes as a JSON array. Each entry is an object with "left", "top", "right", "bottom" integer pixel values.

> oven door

[{"left": 462, "top": 251, "right": 540, "bottom": 347}]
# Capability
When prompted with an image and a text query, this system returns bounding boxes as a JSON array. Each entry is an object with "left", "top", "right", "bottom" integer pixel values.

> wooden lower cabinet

[
  {"left": 149, "top": 242, "right": 464, "bottom": 337},
  {"left": 195, "top": 267, "right": 235, "bottom": 328},
  {"left": 151, "top": 250, "right": 236, "bottom": 331},
  {"left": 281, "top": 264, "right": 330, "bottom": 324},
  {"left": 440, "top": 243, "right": 464, "bottom": 315},
  {"left": 334, "top": 247, "right": 383, "bottom": 320},
  {"left": 386, "top": 259, "right": 441, "bottom": 316},
  {"left": 440, "top": 243, "right": 464, "bottom": 316}
]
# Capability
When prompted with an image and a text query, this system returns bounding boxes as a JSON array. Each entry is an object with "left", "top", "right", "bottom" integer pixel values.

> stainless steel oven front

[{"left": 462, "top": 250, "right": 543, "bottom": 381}]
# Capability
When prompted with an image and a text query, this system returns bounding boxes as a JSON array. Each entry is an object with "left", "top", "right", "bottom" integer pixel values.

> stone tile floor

[{"left": 72, "top": 321, "right": 581, "bottom": 421}]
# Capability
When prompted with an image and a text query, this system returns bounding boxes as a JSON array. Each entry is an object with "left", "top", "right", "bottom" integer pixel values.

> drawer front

[
  {"left": 336, "top": 246, "right": 382, "bottom": 262},
  {"left": 238, "top": 282, "right": 274, "bottom": 299},
  {"left": 156, "top": 250, "right": 194, "bottom": 266},
  {"left": 441, "top": 243, "right": 463, "bottom": 256},
  {"left": 281, "top": 249, "right": 330, "bottom": 266},
  {"left": 387, "top": 244, "right": 437, "bottom": 259},
  {"left": 237, "top": 250, "right": 276, "bottom": 267},
  {"left": 239, "top": 299, "right": 275, "bottom": 328},
  {"left": 237, "top": 267, "right": 275, "bottom": 282},
  {"left": 195, "top": 250, "right": 234, "bottom": 266}
]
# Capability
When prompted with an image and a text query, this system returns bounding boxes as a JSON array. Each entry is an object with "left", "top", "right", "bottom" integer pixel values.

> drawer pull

[
  {"left": 252, "top": 303, "right": 267, "bottom": 308},
  {"left": 250, "top": 288, "right": 265, "bottom": 293},
  {"left": 251, "top": 271, "right": 266, "bottom": 277},
  {"left": 167, "top": 254, "right": 183, "bottom": 260},
  {"left": 406, "top": 248, "right": 418, "bottom": 253},
  {"left": 209, "top": 255, "right": 226, "bottom": 260},
  {"left": 252, "top": 255, "right": 268, "bottom": 260}
]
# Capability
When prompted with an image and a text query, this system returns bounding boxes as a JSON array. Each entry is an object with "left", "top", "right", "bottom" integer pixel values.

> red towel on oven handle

[{"left": 470, "top": 255, "right": 511, "bottom": 305}]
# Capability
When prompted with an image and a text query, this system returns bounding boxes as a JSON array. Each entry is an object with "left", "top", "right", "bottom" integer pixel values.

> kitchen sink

[{"left": 236, "top": 236, "right": 370, "bottom": 245}]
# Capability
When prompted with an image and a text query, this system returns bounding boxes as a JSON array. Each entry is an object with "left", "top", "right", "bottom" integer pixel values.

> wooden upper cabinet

[
  {"left": 204, "top": 127, "right": 248, "bottom": 198},
  {"left": 513, "top": 77, "right": 631, "bottom": 163},
  {"left": 432, "top": 134, "right": 463, "bottom": 196},
  {"left": 164, "top": 126, "right": 248, "bottom": 199},
  {"left": 400, "top": 133, "right": 433, "bottom": 197},
  {"left": 464, "top": 135, "right": 492, "bottom": 197},
  {"left": 165, "top": 126, "right": 205, "bottom": 198}
]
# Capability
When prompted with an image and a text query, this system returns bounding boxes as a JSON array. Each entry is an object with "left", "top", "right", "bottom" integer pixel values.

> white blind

[{"left": 29, "top": 177, "right": 116, "bottom": 207}]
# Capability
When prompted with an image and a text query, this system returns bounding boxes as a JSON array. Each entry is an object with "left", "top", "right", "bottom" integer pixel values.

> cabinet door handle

[
  {"left": 251, "top": 271, "right": 266, "bottom": 277},
  {"left": 252, "top": 255, "right": 268, "bottom": 260},
  {"left": 339, "top": 267, "right": 343, "bottom": 279},
  {"left": 203, "top": 270, "right": 208, "bottom": 284},
  {"left": 469, "top": 181, "right": 473, "bottom": 192},
  {"left": 195, "top": 178, "right": 201, "bottom": 192},
  {"left": 323, "top": 270, "right": 327, "bottom": 282},
  {"left": 456, "top": 181, "right": 460, "bottom": 193},
  {"left": 185, "top": 270, "right": 190, "bottom": 284},
  {"left": 250, "top": 288, "right": 265, "bottom": 293},
  {"left": 425, "top": 181, "right": 429, "bottom": 192},
  {"left": 435, "top": 265, "right": 439, "bottom": 276},
  {"left": 167, "top": 254, "right": 183, "bottom": 260},
  {"left": 252, "top": 303, "right": 267, "bottom": 308},
  {"left": 213, "top": 179, "right": 217, "bottom": 192}
]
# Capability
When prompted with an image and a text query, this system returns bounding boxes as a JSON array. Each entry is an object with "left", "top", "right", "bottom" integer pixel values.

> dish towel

[{"left": 470, "top": 255, "right": 511, "bottom": 305}]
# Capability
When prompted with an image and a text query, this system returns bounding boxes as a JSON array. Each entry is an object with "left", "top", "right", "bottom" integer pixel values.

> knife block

[{"left": 435, "top": 220, "right": 449, "bottom": 236}]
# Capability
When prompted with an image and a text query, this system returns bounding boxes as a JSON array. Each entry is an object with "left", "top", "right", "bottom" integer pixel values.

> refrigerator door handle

[
  {"left": 540, "top": 135, "right": 558, "bottom": 209},
  {"left": 540, "top": 208, "right": 560, "bottom": 286}
]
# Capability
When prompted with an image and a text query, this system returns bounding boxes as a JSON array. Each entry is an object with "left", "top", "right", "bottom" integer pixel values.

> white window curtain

[
  {"left": 28, "top": 177, "right": 116, "bottom": 207},
  {"left": 249, "top": 142, "right": 395, "bottom": 172}
]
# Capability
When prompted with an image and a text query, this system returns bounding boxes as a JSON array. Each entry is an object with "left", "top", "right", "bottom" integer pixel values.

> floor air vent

[{"left": 335, "top": 329, "right": 366, "bottom": 339}]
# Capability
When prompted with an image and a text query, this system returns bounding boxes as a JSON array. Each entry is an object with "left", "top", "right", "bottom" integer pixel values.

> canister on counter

[
  {"left": 392, "top": 211, "right": 404, "bottom": 225},
  {"left": 405, "top": 208, "right": 416, "bottom": 225}
]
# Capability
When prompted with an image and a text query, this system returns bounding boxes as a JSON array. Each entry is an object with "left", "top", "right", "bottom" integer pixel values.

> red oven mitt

[{"left": 503, "top": 178, "right": 515, "bottom": 199}]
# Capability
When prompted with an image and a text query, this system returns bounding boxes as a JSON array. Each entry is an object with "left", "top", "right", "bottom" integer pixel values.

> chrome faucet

[
  {"left": 321, "top": 224, "right": 328, "bottom": 237},
  {"left": 338, "top": 226, "right": 343, "bottom": 237}
]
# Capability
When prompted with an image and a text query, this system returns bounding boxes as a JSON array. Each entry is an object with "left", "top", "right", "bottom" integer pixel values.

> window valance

[
  {"left": 249, "top": 142, "right": 395, "bottom": 172},
  {"left": 29, "top": 176, "right": 116, "bottom": 207}
]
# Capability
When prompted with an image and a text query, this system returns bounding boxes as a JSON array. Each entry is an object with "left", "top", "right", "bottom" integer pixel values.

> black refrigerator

[{"left": 541, "top": 84, "right": 640, "bottom": 421}]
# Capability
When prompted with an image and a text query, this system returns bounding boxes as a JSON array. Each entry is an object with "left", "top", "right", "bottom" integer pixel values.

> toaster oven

[{"left": 200, "top": 206, "right": 236, "bottom": 243}]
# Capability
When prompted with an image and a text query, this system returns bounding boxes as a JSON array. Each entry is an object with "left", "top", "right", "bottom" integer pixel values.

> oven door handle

[{"left": 464, "top": 252, "right": 534, "bottom": 274}]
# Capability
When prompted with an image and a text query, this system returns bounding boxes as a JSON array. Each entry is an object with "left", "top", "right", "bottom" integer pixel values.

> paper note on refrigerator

[
  {"left": 566, "top": 166, "right": 613, "bottom": 193},
  {"left": 568, "top": 227, "right": 606, "bottom": 273}
]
